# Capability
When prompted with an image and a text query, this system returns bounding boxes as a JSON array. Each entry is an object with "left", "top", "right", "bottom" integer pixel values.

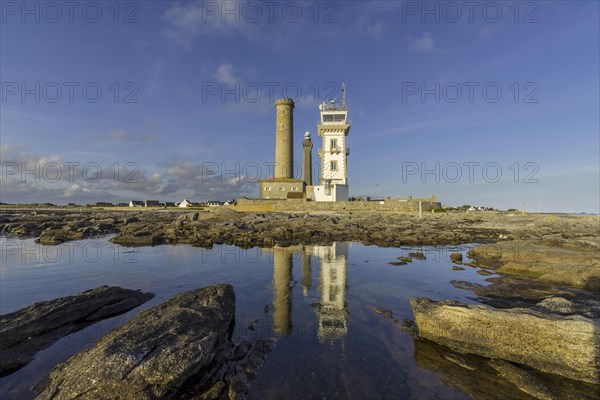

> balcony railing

[{"left": 318, "top": 119, "right": 351, "bottom": 126}]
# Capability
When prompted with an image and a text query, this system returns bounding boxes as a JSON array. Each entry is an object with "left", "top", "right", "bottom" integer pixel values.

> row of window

[
  {"left": 322, "top": 114, "right": 346, "bottom": 122},
  {"left": 263, "top": 187, "right": 300, "bottom": 191}
]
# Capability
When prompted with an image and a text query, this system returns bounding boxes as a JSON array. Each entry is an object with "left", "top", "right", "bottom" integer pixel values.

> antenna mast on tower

[{"left": 341, "top": 83, "right": 347, "bottom": 109}]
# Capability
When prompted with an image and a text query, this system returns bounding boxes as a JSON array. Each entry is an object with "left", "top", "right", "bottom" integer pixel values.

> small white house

[{"left": 178, "top": 199, "right": 192, "bottom": 208}]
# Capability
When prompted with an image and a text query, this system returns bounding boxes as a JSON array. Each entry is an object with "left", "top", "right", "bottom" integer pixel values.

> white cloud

[
  {"left": 0, "top": 144, "right": 257, "bottom": 203},
  {"left": 162, "top": 1, "right": 260, "bottom": 49},
  {"left": 356, "top": 16, "right": 385, "bottom": 39},
  {"left": 214, "top": 63, "right": 239, "bottom": 85},
  {"left": 105, "top": 129, "right": 156, "bottom": 143},
  {"left": 411, "top": 32, "right": 441, "bottom": 53}
]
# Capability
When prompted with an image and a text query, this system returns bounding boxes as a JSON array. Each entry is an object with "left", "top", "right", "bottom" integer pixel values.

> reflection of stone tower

[
  {"left": 273, "top": 248, "right": 293, "bottom": 335},
  {"left": 275, "top": 98, "right": 294, "bottom": 179},
  {"left": 301, "top": 249, "right": 312, "bottom": 297},
  {"left": 302, "top": 131, "right": 313, "bottom": 186},
  {"left": 315, "top": 243, "right": 349, "bottom": 342}
]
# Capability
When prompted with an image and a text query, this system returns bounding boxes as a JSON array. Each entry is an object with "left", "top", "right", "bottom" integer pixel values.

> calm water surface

[{"left": 0, "top": 237, "right": 494, "bottom": 399}]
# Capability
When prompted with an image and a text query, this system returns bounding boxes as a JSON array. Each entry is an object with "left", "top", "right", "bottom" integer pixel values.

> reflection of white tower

[
  {"left": 314, "top": 243, "right": 349, "bottom": 342},
  {"left": 313, "top": 84, "right": 351, "bottom": 202}
]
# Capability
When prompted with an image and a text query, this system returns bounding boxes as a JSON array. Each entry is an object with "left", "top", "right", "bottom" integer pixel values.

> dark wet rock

[
  {"left": 35, "top": 284, "right": 235, "bottom": 400},
  {"left": 199, "top": 337, "right": 277, "bottom": 400},
  {"left": 0, "top": 286, "right": 153, "bottom": 377},
  {"left": 463, "top": 261, "right": 480, "bottom": 268},
  {"left": 36, "top": 228, "right": 87, "bottom": 244},
  {"left": 451, "top": 277, "right": 600, "bottom": 318},
  {"left": 95, "top": 218, "right": 115, "bottom": 232},
  {"left": 110, "top": 233, "right": 164, "bottom": 247},
  {"left": 232, "top": 339, "right": 252, "bottom": 362},
  {"left": 408, "top": 251, "right": 426, "bottom": 260},
  {"left": 123, "top": 216, "right": 141, "bottom": 224},
  {"left": 246, "top": 319, "right": 259, "bottom": 331},
  {"left": 450, "top": 252, "right": 463, "bottom": 264},
  {"left": 452, "top": 266, "right": 465, "bottom": 271},
  {"left": 410, "top": 297, "right": 599, "bottom": 384},
  {"left": 175, "top": 212, "right": 200, "bottom": 224},
  {"left": 477, "top": 269, "right": 494, "bottom": 276}
]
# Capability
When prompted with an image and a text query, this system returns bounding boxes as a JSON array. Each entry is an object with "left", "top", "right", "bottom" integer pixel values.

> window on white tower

[
  {"left": 330, "top": 138, "right": 337, "bottom": 150},
  {"left": 330, "top": 160, "right": 338, "bottom": 171}
]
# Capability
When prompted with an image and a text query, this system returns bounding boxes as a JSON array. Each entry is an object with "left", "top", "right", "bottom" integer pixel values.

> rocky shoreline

[
  {"left": 2, "top": 209, "right": 598, "bottom": 399},
  {"left": 2, "top": 285, "right": 274, "bottom": 400},
  {"left": 0, "top": 286, "right": 154, "bottom": 377},
  {"left": 1, "top": 209, "right": 598, "bottom": 249},
  {"left": 410, "top": 297, "right": 599, "bottom": 384}
]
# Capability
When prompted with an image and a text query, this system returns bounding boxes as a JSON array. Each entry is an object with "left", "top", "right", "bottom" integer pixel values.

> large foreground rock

[
  {"left": 468, "top": 240, "right": 600, "bottom": 290},
  {"left": 35, "top": 284, "right": 236, "bottom": 400},
  {"left": 410, "top": 297, "right": 599, "bottom": 384},
  {"left": 0, "top": 286, "right": 154, "bottom": 377}
]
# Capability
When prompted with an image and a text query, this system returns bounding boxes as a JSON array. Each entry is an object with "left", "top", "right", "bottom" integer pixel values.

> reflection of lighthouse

[
  {"left": 273, "top": 247, "right": 293, "bottom": 335},
  {"left": 314, "top": 243, "right": 349, "bottom": 342}
]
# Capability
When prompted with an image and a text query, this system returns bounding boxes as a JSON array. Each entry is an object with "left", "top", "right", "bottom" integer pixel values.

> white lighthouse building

[{"left": 312, "top": 84, "right": 351, "bottom": 202}]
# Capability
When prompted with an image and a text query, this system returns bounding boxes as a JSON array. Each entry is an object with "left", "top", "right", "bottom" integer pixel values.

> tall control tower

[{"left": 313, "top": 84, "right": 351, "bottom": 201}]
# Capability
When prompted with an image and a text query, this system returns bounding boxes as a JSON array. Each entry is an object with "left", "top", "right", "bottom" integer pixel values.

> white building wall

[
  {"left": 312, "top": 184, "right": 348, "bottom": 202},
  {"left": 321, "top": 131, "right": 347, "bottom": 185}
]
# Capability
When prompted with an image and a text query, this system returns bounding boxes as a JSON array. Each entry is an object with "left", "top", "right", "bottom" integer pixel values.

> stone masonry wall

[{"left": 236, "top": 198, "right": 441, "bottom": 213}]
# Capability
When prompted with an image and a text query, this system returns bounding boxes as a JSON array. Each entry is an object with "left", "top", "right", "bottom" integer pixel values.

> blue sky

[{"left": 1, "top": 0, "right": 598, "bottom": 212}]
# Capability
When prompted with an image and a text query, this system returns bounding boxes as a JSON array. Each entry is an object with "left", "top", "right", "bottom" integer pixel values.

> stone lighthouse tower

[
  {"left": 259, "top": 98, "right": 305, "bottom": 199},
  {"left": 302, "top": 131, "right": 313, "bottom": 185},
  {"left": 274, "top": 98, "right": 294, "bottom": 179}
]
